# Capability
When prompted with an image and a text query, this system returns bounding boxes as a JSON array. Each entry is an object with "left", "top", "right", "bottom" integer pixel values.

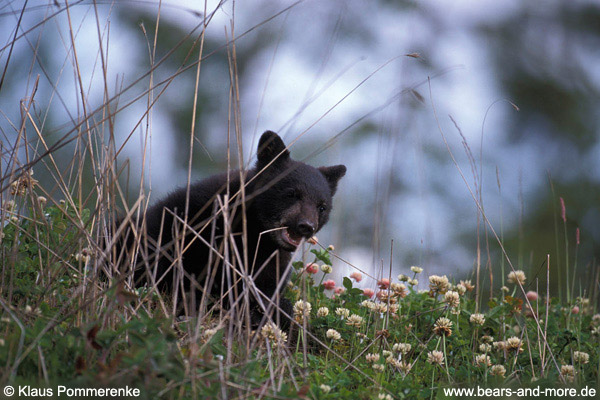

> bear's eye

[{"left": 318, "top": 204, "right": 327, "bottom": 213}]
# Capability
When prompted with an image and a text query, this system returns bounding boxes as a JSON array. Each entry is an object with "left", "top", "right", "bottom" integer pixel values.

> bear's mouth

[{"left": 281, "top": 228, "right": 303, "bottom": 250}]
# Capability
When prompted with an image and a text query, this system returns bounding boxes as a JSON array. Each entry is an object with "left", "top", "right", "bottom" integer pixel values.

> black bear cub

[{"left": 121, "top": 131, "right": 345, "bottom": 328}]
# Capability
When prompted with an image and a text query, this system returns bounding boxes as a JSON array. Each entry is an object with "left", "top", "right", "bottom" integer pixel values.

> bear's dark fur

[{"left": 116, "top": 131, "right": 345, "bottom": 328}]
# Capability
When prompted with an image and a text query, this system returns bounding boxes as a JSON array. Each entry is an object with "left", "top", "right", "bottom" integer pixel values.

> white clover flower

[
  {"left": 326, "top": 329, "right": 341, "bottom": 341},
  {"left": 319, "top": 384, "right": 331, "bottom": 393},
  {"left": 479, "top": 343, "right": 492, "bottom": 353},
  {"left": 375, "top": 303, "right": 388, "bottom": 313},
  {"left": 346, "top": 314, "right": 364, "bottom": 327},
  {"left": 429, "top": 275, "right": 450, "bottom": 294},
  {"left": 507, "top": 270, "right": 526, "bottom": 285},
  {"left": 261, "top": 322, "right": 288, "bottom": 347},
  {"left": 460, "top": 280, "right": 475, "bottom": 291},
  {"left": 444, "top": 291, "right": 460, "bottom": 308},
  {"left": 335, "top": 307, "right": 350, "bottom": 319},
  {"left": 561, "top": 365, "right": 575, "bottom": 383},
  {"left": 378, "top": 393, "right": 391, "bottom": 400},
  {"left": 317, "top": 307, "right": 329, "bottom": 317},
  {"left": 398, "top": 274, "right": 409, "bottom": 282},
  {"left": 506, "top": 336, "right": 523, "bottom": 353},
  {"left": 393, "top": 343, "right": 412, "bottom": 354},
  {"left": 373, "top": 364, "right": 385, "bottom": 373},
  {"left": 427, "top": 350, "right": 444, "bottom": 366},
  {"left": 391, "top": 282, "right": 408, "bottom": 298},
  {"left": 475, "top": 354, "right": 492, "bottom": 367},
  {"left": 397, "top": 360, "right": 412, "bottom": 375},
  {"left": 433, "top": 317, "right": 453, "bottom": 337},
  {"left": 490, "top": 364, "right": 506, "bottom": 377},
  {"left": 410, "top": 266, "right": 423, "bottom": 274},
  {"left": 455, "top": 283, "right": 467, "bottom": 296},
  {"left": 493, "top": 341, "right": 507, "bottom": 351},
  {"left": 573, "top": 351, "right": 589, "bottom": 364},
  {"left": 365, "top": 353, "right": 380, "bottom": 363},
  {"left": 470, "top": 313, "right": 485, "bottom": 326},
  {"left": 408, "top": 278, "right": 418, "bottom": 286},
  {"left": 360, "top": 300, "right": 376, "bottom": 310},
  {"left": 293, "top": 300, "right": 312, "bottom": 322},
  {"left": 481, "top": 335, "right": 494, "bottom": 343}
]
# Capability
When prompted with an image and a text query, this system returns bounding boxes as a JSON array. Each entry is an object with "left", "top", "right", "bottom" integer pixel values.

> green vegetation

[{"left": 1, "top": 188, "right": 598, "bottom": 399}]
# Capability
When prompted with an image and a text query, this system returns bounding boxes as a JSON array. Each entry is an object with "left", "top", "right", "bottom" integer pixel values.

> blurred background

[{"left": 1, "top": 0, "right": 598, "bottom": 296}]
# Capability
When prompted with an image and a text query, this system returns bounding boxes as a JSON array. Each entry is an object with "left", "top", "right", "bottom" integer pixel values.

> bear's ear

[
  {"left": 319, "top": 165, "right": 347, "bottom": 196},
  {"left": 257, "top": 130, "right": 290, "bottom": 169}
]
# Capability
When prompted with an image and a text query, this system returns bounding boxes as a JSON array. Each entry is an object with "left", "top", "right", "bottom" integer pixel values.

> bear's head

[{"left": 252, "top": 130, "right": 346, "bottom": 251}]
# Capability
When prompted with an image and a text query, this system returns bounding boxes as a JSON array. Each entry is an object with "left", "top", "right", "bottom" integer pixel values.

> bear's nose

[{"left": 297, "top": 220, "right": 316, "bottom": 237}]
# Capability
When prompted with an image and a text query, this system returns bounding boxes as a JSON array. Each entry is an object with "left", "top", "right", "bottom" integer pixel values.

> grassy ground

[{"left": 0, "top": 190, "right": 598, "bottom": 398}]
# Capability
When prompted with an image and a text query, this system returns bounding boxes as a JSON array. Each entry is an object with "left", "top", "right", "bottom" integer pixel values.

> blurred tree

[{"left": 478, "top": 2, "right": 600, "bottom": 294}]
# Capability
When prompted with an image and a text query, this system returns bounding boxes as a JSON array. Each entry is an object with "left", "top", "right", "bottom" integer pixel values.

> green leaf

[{"left": 343, "top": 277, "right": 353, "bottom": 290}]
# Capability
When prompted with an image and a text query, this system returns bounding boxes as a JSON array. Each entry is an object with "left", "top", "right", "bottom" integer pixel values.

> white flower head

[
  {"left": 335, "top": 307, "right": 350, "bottom": 319},
  {"left": 317, "top": 307, "right": 329, "bottom": 317},
  {"left": 326, "top": 329, "right": 341, "bottom": 341},
  {"left": 470, "top": 313, "right": 485, "bottom": 326},
  {"left": 321, "top": 264, "right": 333, "bottom": 274}
]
